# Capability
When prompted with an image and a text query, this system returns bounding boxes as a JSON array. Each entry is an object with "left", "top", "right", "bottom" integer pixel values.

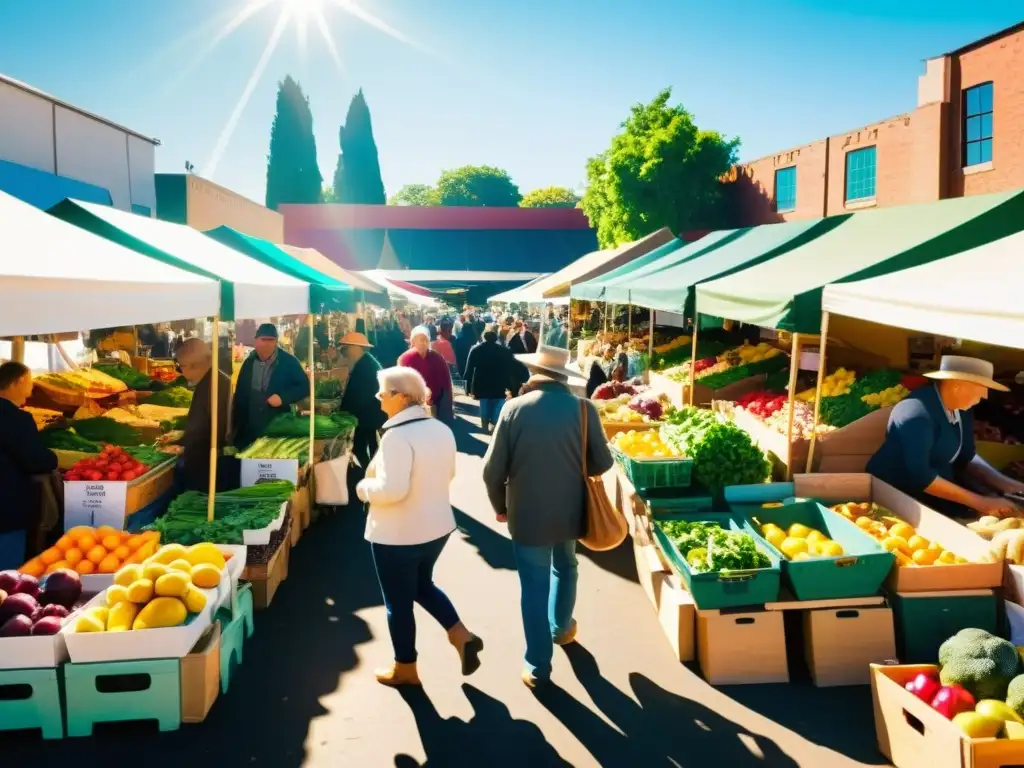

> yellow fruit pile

[
  {"left": 861, "top": 385, "right": 910, "bottom": 408},
  {"left": 830, "top": 502, "right": 967, "bottom": 567},
  {"left": 653, "top": 335, "right": 691, "bottom": 355},
  {"left": 759, "top": 522, "right": 845, "bottom": 560},
  {"left": 733, "top": 342, "right": 782, "bottom": 365},
  {"left": 797, "top": 368, "right": 856, "bottom": 402},
  {"left": 73, "top": 542, "right": 229, "bottom": 633},
  {"left": 612, "top": 429, "right": 681, "bottom": 459}
]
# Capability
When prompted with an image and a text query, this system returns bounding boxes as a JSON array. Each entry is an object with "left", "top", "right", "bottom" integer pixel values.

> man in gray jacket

[{"left": 482, "top": 374, "right": 614, "bottom": 687}]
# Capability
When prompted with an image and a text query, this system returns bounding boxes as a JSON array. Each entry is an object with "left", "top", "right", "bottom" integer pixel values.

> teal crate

[
  {"left": 63, "top": 658, "right": 180, "bottom": 737},
  {"left": 652, "top": 513, "right": 781, "bottom": 610},
  {"left": 642, "top": 485, "right": 715, "bottom": 516},
  {"left": 611, "top": 445, "right": 693, "bottom": 492},
  {"left": 891, "top": 592, "right": 998, "bottom": 663},
  {"left": 733, "top": 499, "right": 895, "bottom": 601},
  {"left": 0, "top": 667, "right": 63, "bottom": 739}
]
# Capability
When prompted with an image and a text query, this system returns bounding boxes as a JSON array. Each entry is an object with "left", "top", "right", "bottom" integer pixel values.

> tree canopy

[
  {"left": 389, "top": 183, "right": 440, "bottom": 206},
  {"left": 332, "top": 89, "right": 386, "bottom": 205},
  {"left": 581, "top": 88, "right": 739, "bottom": 248},
  {"left": 265, "top": 76, "right": 322, "bottom": 210},
  {"left": 435, "top": 165, "right": 522, "bottom": 207},
  {"left": 520, "top": 186, "right": 580, "bottom": 208}
]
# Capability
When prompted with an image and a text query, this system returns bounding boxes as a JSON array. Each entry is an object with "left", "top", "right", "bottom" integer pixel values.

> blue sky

[{"left": 1, "top": 1, "right": 1020, "bottom": 205}]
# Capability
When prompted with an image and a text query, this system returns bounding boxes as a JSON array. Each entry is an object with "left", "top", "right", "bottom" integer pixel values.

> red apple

[
  {"left": 905, "top": 671, "right": 942, "bottom": 704},
  {"left": 931, "top": 685, "right": 976, "bottom": 719}
]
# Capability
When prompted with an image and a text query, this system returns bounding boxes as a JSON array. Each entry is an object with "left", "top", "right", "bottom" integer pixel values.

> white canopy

[
  {"left": 60, "top": 201, "right": 310, "bottom": 320},
  {"left": 0, "top": 190, "right": 219, "bottom": 337},
  {"left": 822, "top": 229, "right": 1024, "bottom": 349}
]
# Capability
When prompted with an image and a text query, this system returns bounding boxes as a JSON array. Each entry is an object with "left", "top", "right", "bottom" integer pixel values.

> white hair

[
  {"left": 378, "top": 366, "right": 428, "bottom": 406},
  {"left": 409, "top": 325, "right": 431, "bottom": 342}
]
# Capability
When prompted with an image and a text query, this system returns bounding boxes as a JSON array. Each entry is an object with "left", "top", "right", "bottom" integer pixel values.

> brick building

[{"left": 729, "top": 21, "right": 1024, "bottom": 225}]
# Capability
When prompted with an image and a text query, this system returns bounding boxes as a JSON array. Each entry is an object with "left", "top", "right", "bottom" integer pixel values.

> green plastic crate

[
  {"left": 733, "top": 499, "right": 895, "bottom": 601},
  {"left": 652, "top": 513, "right": 781, "bottom": 610},
  {"left": 642, "top": 484, "right": 716, "bottom": 516},
  {"left": 891, "top": 592, "right": 999, "bottom": 663},
  {"left": 611, "top": 445, "right": 693, "bottom": 492}
]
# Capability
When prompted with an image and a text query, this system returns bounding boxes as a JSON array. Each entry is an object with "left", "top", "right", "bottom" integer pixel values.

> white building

[{"left": 0, "top": 73, "right": 157, "bottom": 213}]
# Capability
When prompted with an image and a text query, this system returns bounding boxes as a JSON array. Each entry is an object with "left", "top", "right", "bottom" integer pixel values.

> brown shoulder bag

[{"left": 578, "top": 399, "right": 628, "bottom": 551}]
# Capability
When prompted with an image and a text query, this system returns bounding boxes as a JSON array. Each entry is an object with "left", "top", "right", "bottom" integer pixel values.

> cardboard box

[
  {"left": 793, "top": 474, "right": 1003, "bottom": 592},
  {"left": 871, "top": 663, "right": 1024, "bottom": 768},
  {"left": 658, "top": 574, "right": 696, "bottom": 662},
  {"left": 634, "top": 542, "right": 667, "bottom": 610},
  {"left": 243, "top": 535, "right": 290, "bottom": 610},
  {"left": 696, "top": 608, "right": 788, "bottom": 685},
  {"left": 181, "top": 623, "right": 220, "bottom": 724},
  {"left": 803, "top": 606, "right": 896, "bottom": 687}
]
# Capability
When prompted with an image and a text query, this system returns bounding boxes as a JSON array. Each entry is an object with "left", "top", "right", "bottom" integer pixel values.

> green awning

[
  {"left": 570, "top": 237, "right": 688, "bottom": 301},
  {"left": 48, "top": 200, "right": 310, "bottom": 321},
  {"left": 206, "top": 227, "right": 358, "bottom": 313},
  {"left": 696, "top": 188, "right": 1024, "bottom": 333}
]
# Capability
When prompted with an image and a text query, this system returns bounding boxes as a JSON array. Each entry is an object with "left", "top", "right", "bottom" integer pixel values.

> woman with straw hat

[{"left": 867, "top": 355, "right": 1024, "bottom": 518}]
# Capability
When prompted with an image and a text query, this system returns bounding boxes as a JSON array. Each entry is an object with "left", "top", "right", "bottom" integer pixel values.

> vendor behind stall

[
  {"left": 175, "top": 339, "right": 233, "bottom": 492},
  {"left": 0, "top": 362, "right": 58, "bottom": 569},
  {"left": 866, "top": 356, "right": 1024, "bottom": 519},
  {"left": 232, "top": 323, "right": 310, "bottom": 449},
  {"left": 338, "top": 332, "right": 386, "bottom": 469}
]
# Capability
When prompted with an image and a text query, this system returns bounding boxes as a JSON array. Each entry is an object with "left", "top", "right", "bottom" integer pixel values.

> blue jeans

[
  {"left": 512, "top": 540, "right": 579, "bottom": 679},
  {"left": 371, "top": 533, "right": 460, "bottom": 664},
  {"left": 479, "top": 398, "right": 504, "bottom": 426},
  {"left": 0, "top": 530, "right": 27, "bottom": 571}
]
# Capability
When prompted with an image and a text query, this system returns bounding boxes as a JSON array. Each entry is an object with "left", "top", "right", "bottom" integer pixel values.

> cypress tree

[
  {"left": 265, "top": 76, "right": 322, "bottom": 210},
  {"left": 332, "top": 89, "right": 386, "bottom": 204}
]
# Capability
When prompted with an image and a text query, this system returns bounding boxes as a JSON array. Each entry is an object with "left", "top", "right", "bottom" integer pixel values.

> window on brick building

[
  {"left": 845, "top": 146, "right": 876, "bottom": 202},
  {"left": 775, "top": 167, "right": 796, "bottom": 212},
  {"left": 962, "top": 82, "right": 993, "bottom": 167}
]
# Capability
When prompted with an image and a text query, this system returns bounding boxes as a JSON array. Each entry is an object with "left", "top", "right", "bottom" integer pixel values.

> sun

[{"left": 281, "top": 0, "right": 324, "bottom": 22}]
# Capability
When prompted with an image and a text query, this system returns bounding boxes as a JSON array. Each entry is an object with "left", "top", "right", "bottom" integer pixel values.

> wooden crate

[
  {"left": 242, "top": 536, "right": 290, "bottom": 610},
  {"left": 126, "top": 459, "right": 176, "bottom": 517},
  {"left": 648, "top": 369, "right": 767, "bottom": 410}
]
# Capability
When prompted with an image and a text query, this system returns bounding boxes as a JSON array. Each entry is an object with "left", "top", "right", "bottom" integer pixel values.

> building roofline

[
  {"left": 0, "top": 73, "right": 161, "bottom": 146},
  {"left": 934, "top": 20, "right": 1024, "bottom": 58}
]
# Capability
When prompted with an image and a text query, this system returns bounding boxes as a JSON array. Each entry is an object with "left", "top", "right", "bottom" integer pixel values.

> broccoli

[
  {"left": 1007, "top": 674, "right": 1024, "bottom": 718},
  {"left": 659, "top": 519, "right": 770, "bottom": 574},
  {"left": 938, "top": 628, "right": 1021, "bottom": 701}
]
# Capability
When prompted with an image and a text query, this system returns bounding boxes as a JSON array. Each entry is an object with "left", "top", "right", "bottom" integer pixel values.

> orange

[
  {"left": 67, "top": 526, "right": 94, "bottom": 541},
  {"left": 19, "top": 558, "right": 45, "bottom": 577},
  {"left": 125, "top": 535, "right": 145, "bottom": 551},
  {"left": 86, "top": 545, "right": 107, "bottom": 565},
  {"left": 55, "top": 535, "right": 75, "bottom": 552},
  {"left": 45, "top": 559, "right": 70, "bottom": 574},
  {"left": 101, "top": 535, "right": 121, "bottom": 551},
  {"left": 75, "top": 559, "right": 96, "bottom": 575},
  {"left": 141, "top": 531, "right": 160, "bottom": 543},
  {"left": 97, "top": 554, "right": 120, "bottom": 574},
  {"left": 64, "top": 548, "right": 84, "bottom": 566},
  {"left": 912, "top": 548, "right": 940, "bottom": 566},
  {"left": 114, "top": 545, "right": 131, "bottom": 560},
  {"left": 77, "top": 534, "right": 97, "bottom": 552},
  {"left": 95, "top": 525, "right": 119, "bottom": 540},
  {"left": 39, "top": 547, "right": 63, "bottom": 566}
]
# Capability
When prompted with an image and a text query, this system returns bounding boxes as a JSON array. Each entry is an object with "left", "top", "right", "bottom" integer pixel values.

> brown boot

[
  {"left": 447, "top": 621, "right": 484, "bottom": 676},
  {"left": 374, "top": 662, "right": 421, "bottom": 687}
]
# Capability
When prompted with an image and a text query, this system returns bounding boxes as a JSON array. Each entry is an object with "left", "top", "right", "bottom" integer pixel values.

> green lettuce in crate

[
  {"left": 659, "top": 519, "right": 770, "bottom": 573},
  {"left": 661, "top": 409, "right": 769, "bottom": 494}
]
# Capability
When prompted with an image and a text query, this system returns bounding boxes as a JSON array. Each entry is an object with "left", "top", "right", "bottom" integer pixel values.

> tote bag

[{"left": 578, "top": 399, "right": 628, "bottom": 552}]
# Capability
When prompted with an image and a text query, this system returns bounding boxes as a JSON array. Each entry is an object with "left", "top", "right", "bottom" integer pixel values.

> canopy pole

[
  {"left": 307, "top": 313, "right": 315, "bottom": 470},
  {"left": 603, "top": 302, "right": 609, "bottom": 337},
  {"left": 784, "top": 332, "right": 801, "bottom": 481},
  {"left": 10, "top": 337, "right": 24, "bottom": 364},
  {"left": 566, "top": 297, "right": 573, "bottom": 358},
  {"left": 805, "top": 312, "right": 831, "bottom": 474},
  {"left": 627, "top": 302, "right": 632, "bottom": 340},
  {"left": 207, "top": 316, "right": 220, "bottom": 523},
  {"left": 688, "top": 316, "right": 699, "bottom": 407}
]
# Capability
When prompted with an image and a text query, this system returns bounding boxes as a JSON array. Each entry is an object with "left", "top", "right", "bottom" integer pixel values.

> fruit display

[
  {"left": 18, "top": 526, "right": 161, "bottom": 578},
  {"left": 830, "top": 502, "right": 967, "bottom": 566},
  {"left": 967, "top": 516, "right": 1024, "bottom": 540},
  {"left": 661, "top": 408, "right": 770, "bottom": 493},
  {"left": 592, "top": 381, "right": 644, "bottom": 401},
  {"left": 658, "top": 519, "right": 772, "bottom": 574},
  {"left": 63, "top": 444, "right": 153, "bottom": 482},
  {"left": 979, "top": 524, "right": 1024, "bottom": 564},
  {"left": 34, "top": 368, "right": 127, "bottom": 397},
  {"left": 760, "top": 401, "right": 837, "bottom": 440},
  {"left": 71, "top": 542, "right": 229, "bottom": 634},
  {"left": 663, "top": 342, "right": 788, "bottom": 387},
  {"left": 0, "top": 568, "right": 83, "bottom": 637},
  {"left": 611, "top": 429, "right": 681, "bottom": 459},
  {"left": 796, "top": 368, "right": 857, "bottom": 402},
  {"left": 652, "top": 339, "right": 729, "bottom": 372},
  {"left": 148, "top": 481, "right": 294, "bottom": 545},
  {"left": 811, "top": 369, "right": 929, "bottom": 429},
  {"left": 596, "top": 392, "right": 673, "bottom": 424},
  {"left": 735, "top": 390, "right": 787, "bottom": 419},
  {"left": 755, "top": 520, "right": 845, "bottom": 560}
]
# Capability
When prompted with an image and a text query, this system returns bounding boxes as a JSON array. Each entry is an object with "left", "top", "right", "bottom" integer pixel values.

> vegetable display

[
  {"left": 93, "top": 363, "right": 163, "bottom": 391},
  {"left": 237, "top": 436, "right": 311, "bottom": 460},
  {"left": 39, "top": 428, "right": 102, "bottom": 453},
  {"left": 658, "top": 520, "right": 771, "bottom": 573},
  {"left": 595, "top": 391, "right": 673, "bottom": 424},
  {"left": 652, "top": 339, "right": 729, "bottom": 372},
  {"left": 663, "top": 343, "right": 786, "bottom": 387},
  {"left": 63, "top": 418, "right": 144, "bottom": 446},
  {"left": 143, "top": 386, "right": 194, "bottom": 408},
  {"left": 63, "top": 445, "right": 152, "bottom": 482},
  {"left": 148, "top": 482, "right": 294, "bottom": 545},
  {"left": 19, "top": 525, "right": 161, "bottom": 579},
  {"left": 611, "top": 430, "right": 681, "bottom": 459},
  {"left": 736, "top": 390, "right": 787, "bottom": 419},
  {"left": 830, "top": 501, "right": 967, "bottom": 566},
  {"left": 264, "top": 410, "right": 358, "bottom": 440},
  {"left": 34, "top": 369, "right": 127, "bottom": 396},
  {"left": 314, "top": 378, "right": 342, "bottom": 400},
  {"left": 592, "top": 381, "right": 642, "bottom": 401},
  {"left": 24, "top": 406, "right": 63, "bottom": 430},
  {"left": 661, "top": 409, "right": 770, "bottom": 493},
  {"left": 124, "top": 444, "right": 173, "bottom": 467},
  {"left": 813, "top": 368, "right": 927, "bottom": 429}
]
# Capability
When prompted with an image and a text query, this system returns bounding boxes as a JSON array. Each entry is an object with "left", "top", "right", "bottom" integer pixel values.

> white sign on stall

[
  {"left": 240, "top": 458, "right": 299, "bottom": 488},
  {"left": 64, "top": 481, "right": 128, "bottom": 531}
]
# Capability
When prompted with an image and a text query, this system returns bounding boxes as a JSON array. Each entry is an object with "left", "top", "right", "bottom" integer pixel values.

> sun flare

[{"left": 281, "top": 0, "right": 324, "bottom": 22}]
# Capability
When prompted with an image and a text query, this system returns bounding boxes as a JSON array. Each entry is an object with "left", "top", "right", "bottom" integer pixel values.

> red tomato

[
  {"left": 121, "top": 470, "right": 137, "bottom": 481},
  {"left": 65, "top": 473, "right": 81, "bottom": 481},
  {"left": 106, "top": 470, "right": 122, "bottom": 481}
]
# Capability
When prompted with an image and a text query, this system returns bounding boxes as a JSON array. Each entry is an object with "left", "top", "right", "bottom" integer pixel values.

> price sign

[
  {"left": 64, "top": 481, "right": 128, "bottom": 531},
  {"left": 240, "top": 459, "right": 299, "bottom": 487}
]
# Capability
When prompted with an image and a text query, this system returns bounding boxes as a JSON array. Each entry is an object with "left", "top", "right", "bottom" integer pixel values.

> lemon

[
  {"left": 793, "top": 552, "right": 811, "bottom": 561},
  {"left": 912, "top": 548, "right": 939, "bottom": 566},
  {"left": 855, "top": 517, "right": 874, "bottom": 530},
  {"left": 788, "top": 523, "right": 811, "bottom": 539},
  {"left": 882, "top": 536, "right": 912, "bottom": 556},
  {"left": 889, "top": 522, "right": 916, "bottom": 541},
  {"left": 780, "top": 537, "right": 809, "bottom": 559},
  {"left": 907, "top": 535, "right": 930, "bottom": 552},
  {"left": 806, "top": 530, "right": 827, "bottom": 545},
  {"left": 818, "top": 541, "right": 844, "bottom": 557},
  {"left": 764, "top": 528, "right": 786, "bottom": 548}
]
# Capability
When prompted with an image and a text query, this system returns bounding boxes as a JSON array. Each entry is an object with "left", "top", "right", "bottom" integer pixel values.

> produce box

[
  {"left": 611, "top": 445, "right": 693, "bottom": 492},
  {"left": 652, "top": 514, "right": 781, "bottom": 610},
  {"left": 890, "top": 590, "right": 999, "bottom": 664},
  {"left": 242, "top": 532, "right": 290, "bottom": 610},
  {"left": 63, "top": 456, "right": 176, "bottom": 532},
  {"left": 792, "top": 474, "right": 1004, "bottom": 592},
  {"left": 648, "top": 369, "right": 767, "bottom": 410},
  {"left": 602, "top": 420, "right": 660, "bottom": 439},
  {"left": 803, "top": 605, "right": 896, "bottom": 687},
  {"left": 634, "top": 541, "right": 666, "bottom": 610},
  {"left": 871, "top": 663, "right": 1024, "bottom": 768},
  {"left": 242, "top": 501, "right": 288, "bottom": 546},
  {"left": 731, "top": 498, "right": 894, "bottom": 601},
  {"left": 696, "top": 607, "right": 788, "bottom": 685},
  {"left": 181, "top": 623, "right": 220, "bottom": 724},
  {"left": 657, "top": 573, "right": 697, "bottom": 662}
]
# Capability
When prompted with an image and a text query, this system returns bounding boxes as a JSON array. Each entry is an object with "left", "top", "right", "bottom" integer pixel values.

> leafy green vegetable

[
  {"left": 653, "top": 341, "right": 729, "bottom": 372},
  {"left": 94, "top": 363, "right": 158, "bottom": 391},
  {"left": 818, "top": 368, "right": 906, "bottom": 428},
  {"left": 659, "top": 519, "right": 770, "bottom": 573},
  {"left": 39, "top": 428, "right": 102, "bottom": 453},
  {"left": 148, "top": 481, "right": 295, "bottom": 544},
  {"left": 264, "top": 410, "right": 358, "bottom": 439},
  {"left": 237, "top": 436, "right": 311, "bottom": 460},
  {"left": 697, "top": 354, "right": 789, "bottom": 390},
  {"left": 314, "top": 378, "right": 342, "bottom": 399},
  {"left": 67, "top": 418, "right": 145, "bottom": 446},
  {"left": 159, "top": 415, "right": 188, "bottom": 432},
  {"left": 662, "top": 408, "right": 769, "bottom": 494},
  {"left": 124, "top": 445, "right": 172, "bottom": 466},
  {"left": 144, "top": 386, "right": 194, "bottom": 407}
]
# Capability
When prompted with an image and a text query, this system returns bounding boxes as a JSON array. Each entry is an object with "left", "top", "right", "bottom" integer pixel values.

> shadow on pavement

[
  {"left": 452, "top": 506, "right": 518, "bottom": 571},
  {"left": 393, "top": 684, "right": 572, "bottom": 767},
  {"left": 533, "top": 643, "right": 800, "bottom": 766}
]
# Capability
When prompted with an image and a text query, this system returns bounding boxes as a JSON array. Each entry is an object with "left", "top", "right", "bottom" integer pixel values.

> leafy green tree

[
  {"left": 389, "top": 183, "right": 440, "bottom": 206},
  {"left": 265, "top": 76, "right": 322, "bottom": 210},
  {"left": 436, "top": 165, "right": 521, "bottom": 207},
  {"left": 332, "top": 89, "right": 386, "bottom": 204},
  {"left": 520, "top": 186, "right": 580, "bottom": 208},
  {"left": 582, "top": 88, "right": 739, "bottom": 247}
]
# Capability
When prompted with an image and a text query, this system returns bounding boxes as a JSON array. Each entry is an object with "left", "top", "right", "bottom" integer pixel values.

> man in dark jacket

[
  {"left": 232, "top": 323, "right": 310, "bottom": 449},
  {"left": 175, "top": 339, "right": 233, "bottom": 492},
  {"left": 508, "top": 321, "right": 538, "bottom": 355},
  {"left": 482, "top": 373, "right": 614, "bottom": 688},
  {"left": 338, "top": 331, "right": 387, "bottom": 469},
  {"left": 464, "top": 324, "right": 518, "bottom": 433}
]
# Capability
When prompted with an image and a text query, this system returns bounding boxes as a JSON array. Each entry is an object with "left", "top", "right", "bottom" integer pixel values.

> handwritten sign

[
  {"left": 240, "top": 458, "right": 299, "bottom": 488},
  {"left": 64, "top": 481, "right": 128, "bottom": 531}
]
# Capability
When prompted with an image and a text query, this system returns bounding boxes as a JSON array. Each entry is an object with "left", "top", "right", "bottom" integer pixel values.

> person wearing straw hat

[
  {"left": 867, "top": 355, "right": 1024, "bottom": 519},
  {"left": 338, "top": 331, "right": 386, "bottom": 471}
]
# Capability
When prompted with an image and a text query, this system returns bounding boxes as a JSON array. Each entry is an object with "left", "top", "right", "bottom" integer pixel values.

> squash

[
  {"left": 107, "top": 601, "right": 139, "bottom": 632},
  {"left": 183, "top": 586, "right": 207, "bottom": 614},
  {"left": 132, "top": 597, "right": 187, "bottom": 630},
  {"left": 190, "top": 563, "right": 222, "bottom": 589},
  {"left": 154, "top": 571, "right": 190, "bottom": 599},
  {"left": 126, "top": 578, "right": 154, "bottom": 604},
  {"left": 114, "top": 564, "right": 143, "bottom": 587},
  {"left": 105, "top": 585, "right": 130, "bottom": 606}
]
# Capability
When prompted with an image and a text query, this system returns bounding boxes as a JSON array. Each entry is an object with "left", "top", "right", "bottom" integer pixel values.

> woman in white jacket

[{"left": 356, "top": 366, "right": 483, "bottom": 686}]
